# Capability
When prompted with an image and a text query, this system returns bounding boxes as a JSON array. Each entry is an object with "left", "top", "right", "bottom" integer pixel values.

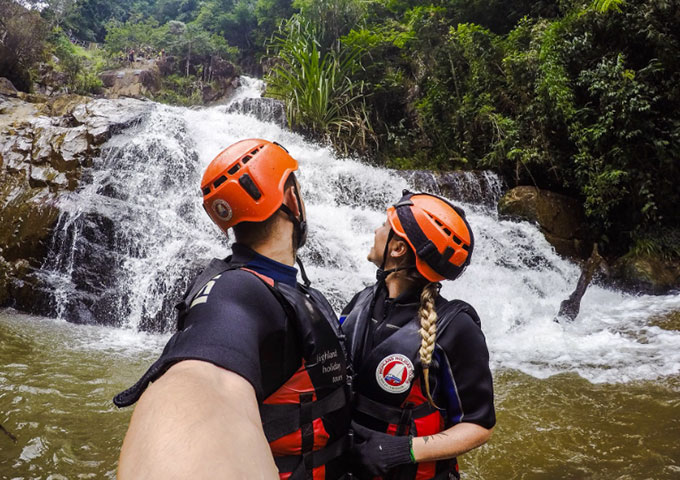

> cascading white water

[{"left": 40, "top": 77, "right": 680, "bottom": 385}]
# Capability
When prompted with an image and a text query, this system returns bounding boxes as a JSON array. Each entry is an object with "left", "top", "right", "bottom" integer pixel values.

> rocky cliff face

[
  {"left": 0, "top": 92, "right": 151, "bottom": 307},
  {"left": 498, "top": 186, "right": 680, "bottom": 294},
  {"left": 498, "top": 186, "right": 589, "bottom": 259}
]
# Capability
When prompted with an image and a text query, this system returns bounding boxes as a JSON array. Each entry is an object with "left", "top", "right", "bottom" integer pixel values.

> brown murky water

[{"left": 1, "top": 311, "right": 679, "bottom": 479}]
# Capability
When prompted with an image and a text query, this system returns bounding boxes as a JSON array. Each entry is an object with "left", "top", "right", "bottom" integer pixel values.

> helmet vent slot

[
  {"left": 453, "top": 235, "right": 462, "bottom": 245},
  {"left": 241, "top": 155, "right": 252, "bottom": 164},
  {"left": 202, "top": 186, "right": 211, "bottom": 196},
  {"left": 228, "top": 164, "right": 241, "bottom": 175},
  {"left": 239, "top": 174, "right": 262, "bottom": 200},
  {"left": 433, "top": 217, "right": 452, "bottom": 237},
  {"left": 213, "top": 175, "right": 227, "bottom": 188}
]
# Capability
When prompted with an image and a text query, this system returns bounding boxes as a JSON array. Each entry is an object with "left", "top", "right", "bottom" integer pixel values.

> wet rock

[
  {"left": 29, "top": 164, "right": 66, "bottom": 188},
  {"left": 57, "top": 126, "right": 90, "bottom": 166},
  {"left": 0, "top": 129, "right": 32, "bottom": 172},
  {"left": 99, "top": 61, "right": 161, "bottom": 99},
  {"left": 0, "top": 77, "right": 19, "bottom": 97},
  {"left": 398, "top": 170, "right": 440, "bottom": 195},
  {"left": 224, "top": 97, "right": 286, "bottom": 126},
  {"left": 0, "top": 182, "right": 60, "bottom": 264},
  {"left": 498, "top": 186, "right": 589, "bottom": 259},
  {"left": 650, "top": 311, "right": 680, "bottom": 331},
  {"left": 611, "top": 254, "right": 680, "bottom": 294},
  {"left": 17, "top": 92, "right": 49, "bottom": 104},
  {"left": 49, "top": 94, "right": 91, "bottom": 117},
  {"left": 397, "top": 170, "right": 505, "bottom": 206},
  {"left": 72, "top": 98, "right": 151, "bottom": 145}
]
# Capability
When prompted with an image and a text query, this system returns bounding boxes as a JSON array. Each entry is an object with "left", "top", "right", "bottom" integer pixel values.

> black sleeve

[
  {"left": 435, "top": 311, "right": 496, "bottom": 429},
  {"left": 114, "top": 270, "right": 292, "bottom": 407}
]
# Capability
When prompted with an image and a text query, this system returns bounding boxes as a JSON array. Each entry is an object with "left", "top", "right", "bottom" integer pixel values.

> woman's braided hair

[{"left": 417, "top": 282, "right": 440, "bottom": 407}]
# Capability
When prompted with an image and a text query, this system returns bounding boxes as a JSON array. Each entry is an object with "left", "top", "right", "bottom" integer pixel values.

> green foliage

[
  {"left": 61, "top": 0, "right": 134, "bottom": 41},
  {"left": 292, "top": 0, "right": 368, "bottom": 50},
  {"left": 154, "top": 73, "right": 204, "bottom": 105},
  {"left": 28, "top": 0, "right": 680, "bottom": 259},
  {"left": 104, "top": 18, "right": 165, "bottom": 57},
  {"left": 0, "top": 0, "right": 50, "bottom": 91},
  {"left": 266, "top": 15, "right": 374, "bottom": 153},
  {"left": 50, "top": 29, "right": 104, "bottom": 94},
  {"left": 591, "top": 0, "right": 625, "bottom": 14},
  {"left": 629, "top": 228, "right": 680, "bottom": 260}
]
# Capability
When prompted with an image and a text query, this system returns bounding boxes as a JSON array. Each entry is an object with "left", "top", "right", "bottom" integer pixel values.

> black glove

[{"left": 350, "top": 421, "right": 413, "bottom": 477}]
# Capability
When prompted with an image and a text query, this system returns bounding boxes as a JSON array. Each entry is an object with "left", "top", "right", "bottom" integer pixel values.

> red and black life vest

[
  {"left": 177, "top": 258, "right": 352, "bottom": 480},
  {"left": 343, "top": 284, "right": 479, "bottom": 480}
]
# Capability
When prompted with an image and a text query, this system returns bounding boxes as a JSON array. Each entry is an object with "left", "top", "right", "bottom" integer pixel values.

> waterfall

[{"left": 37, "top": 77, "right": 680, "bottom": 384}]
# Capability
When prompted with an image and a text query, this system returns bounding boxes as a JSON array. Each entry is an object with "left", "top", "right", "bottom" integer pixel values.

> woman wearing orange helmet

[{"left": 341, "top": 191, "right": 495, "bottom": 480}]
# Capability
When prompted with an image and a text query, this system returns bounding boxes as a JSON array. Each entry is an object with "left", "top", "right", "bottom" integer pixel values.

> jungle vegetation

[{"left": 1, "top": 0, "right": 679, "bottom": 259}]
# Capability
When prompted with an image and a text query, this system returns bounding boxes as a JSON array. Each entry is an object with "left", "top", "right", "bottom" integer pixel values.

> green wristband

[{"left": 409, "top": 435, "right": 416, "bottom": 463}]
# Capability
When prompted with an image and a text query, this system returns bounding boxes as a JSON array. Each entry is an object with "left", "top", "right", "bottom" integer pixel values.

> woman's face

[{"left": 367, "top": 219, "right": 392, "bottom": 268}]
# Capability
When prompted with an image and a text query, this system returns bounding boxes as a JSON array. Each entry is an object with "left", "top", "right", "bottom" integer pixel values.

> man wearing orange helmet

[
  {"left": 341, "top": 191, "right": 495, "bottom": 480},
  {"left": 114, "top": 139, "right": 351, "bottom": 479}
]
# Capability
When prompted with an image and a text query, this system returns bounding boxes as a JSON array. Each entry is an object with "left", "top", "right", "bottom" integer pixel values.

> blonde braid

[{"left": 418, "top": 282, "right": 440, "bottom": 408}]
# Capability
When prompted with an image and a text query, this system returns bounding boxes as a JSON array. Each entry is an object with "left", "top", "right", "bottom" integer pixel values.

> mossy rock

[
  {"left": 0, "top": 174, "right": 60, "bottom": 263},
  {"left": 499, "top": 186, "right": 589, "bottom": 259},
  {"left": 49, "top": 94, "right": 91, "bottom": 117},
  {"left": 650, "top": 311, "right": 680, "bottom": 331},
  {"left": 612, "top": 254, "right": 680, "bottom": 294}
]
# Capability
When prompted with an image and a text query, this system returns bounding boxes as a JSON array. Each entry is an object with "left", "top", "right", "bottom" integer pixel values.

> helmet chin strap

[
  {"left": 375, "top": 230, "right": 414, "bottom": 282},
  {"left": 279, "top": 192, "right": 310, "bottom": 286}
]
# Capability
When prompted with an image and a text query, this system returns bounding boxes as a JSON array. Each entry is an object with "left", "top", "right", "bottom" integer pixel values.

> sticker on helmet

[
  {"left": 375, "top": 354, "right": 414, "bottom": 393},
  {"left": 212, "top": 199, "right": 233, "bottom": 221}
]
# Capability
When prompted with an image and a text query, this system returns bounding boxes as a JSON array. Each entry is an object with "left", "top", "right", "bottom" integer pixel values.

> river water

[{"left": 1, "top": 78, "right": 679, "bottom": 478}]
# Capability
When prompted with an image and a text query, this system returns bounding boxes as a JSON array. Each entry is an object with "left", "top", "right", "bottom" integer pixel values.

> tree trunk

[
  {"left": 555, "top": 244, "right": 605, "bottom": 322},
  {"left": 186, "top": 42, "right": 191, "bottom": 77}
]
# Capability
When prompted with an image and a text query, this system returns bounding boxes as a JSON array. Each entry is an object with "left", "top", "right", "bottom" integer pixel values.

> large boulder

[
  {"left": 498, "top": 186, "right": 589, "bottom": 258},
  {"left": 611, "top": 254, "right": 680, "bottom": 294},
  {"left": 0, "top": 77, "right": 19, "bottom": 97},
  {"left": 99, "top": 61, "right": 161, "bottom": 99},
  {"left": 49, "top": 94, "right": 91, "bottom": 117}
]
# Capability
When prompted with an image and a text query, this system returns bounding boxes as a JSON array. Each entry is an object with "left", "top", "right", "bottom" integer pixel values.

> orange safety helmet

[
  {"left": 201, "top": 139, "right": 298, "bottom": 233},
  {"left": 387, "top": 191, "right": 474, "bottom": 282}
]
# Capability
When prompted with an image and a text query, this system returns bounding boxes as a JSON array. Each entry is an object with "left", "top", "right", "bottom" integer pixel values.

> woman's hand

[{"left": 350, "top": 421, "right": 413, "bottom": 476}]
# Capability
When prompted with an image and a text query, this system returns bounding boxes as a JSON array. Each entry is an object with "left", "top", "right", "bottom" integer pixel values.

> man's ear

[
  {"left": 282, "top": 185, "right": 301, "bottom": 217},
  {"left": 390, "top": 239, "right": 409, "bottom": 259}
]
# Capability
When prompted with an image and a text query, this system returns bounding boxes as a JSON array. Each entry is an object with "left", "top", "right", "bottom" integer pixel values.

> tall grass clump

[{"left": 266, "top": 15, "right": 374, "bottom": 154}]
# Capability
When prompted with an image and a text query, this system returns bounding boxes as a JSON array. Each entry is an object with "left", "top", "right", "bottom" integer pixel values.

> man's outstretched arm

[{"left": 117, "top": 359, "right": 278, "bottom": 480}]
